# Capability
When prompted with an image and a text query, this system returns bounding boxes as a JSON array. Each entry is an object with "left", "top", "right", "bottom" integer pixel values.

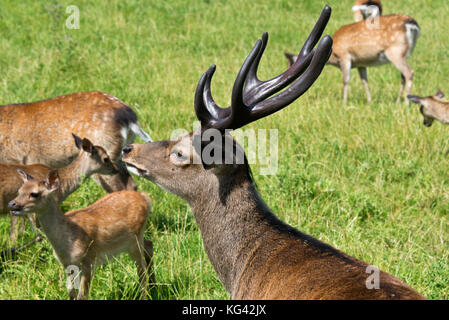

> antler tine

[
  {"left": 194, "top": 65, "right": 215, "bottom": 127},
  {"left": 195, "top": 39, "right": 262, "bottom": 130},
  {"left": 243, "top": 6, "right": 331, "bottom": 106},
  {"left": 226, "top": 39, "right": 263, "bottom": 128},
  {"left": 194, "top": 5, "right": 332, "bottom": 131},
  {"left": 249, "top": 35, "right": 332, "bottom": 119},
  {"left": 297, "top": 5, "right": 332, "bottom": 60}
]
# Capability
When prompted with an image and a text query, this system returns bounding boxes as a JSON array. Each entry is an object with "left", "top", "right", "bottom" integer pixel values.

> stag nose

[{"left": 122, "top": 145, "right": 133, "bottom": 157}]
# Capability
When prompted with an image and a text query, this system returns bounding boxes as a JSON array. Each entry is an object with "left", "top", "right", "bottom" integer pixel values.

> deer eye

[
  {"left": 30, "top": 192, "right": 39, "bottom": 198},
  {"left": 170, "top": 150, "right": 189, "bottom": 165},
  {"left": 170, "top": 150, "right": 183, "bottom": 158},
  {"left": 103, "top": 158, "right": 110, "bottom": 163}
]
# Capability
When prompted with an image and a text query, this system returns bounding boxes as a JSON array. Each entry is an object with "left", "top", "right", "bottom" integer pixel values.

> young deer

[
  {"left": 352, "top": 0, "right": 382, "bottom": 22},
  {"left": 285, "top": 14, "right": 420, "bottom": 104},
  {"left": 1, "top": 134, "right": 118, "bottom": 249},
  {"left": 0, "top": 91, "right": 152, "bottom": 193},
  {"left": 122, "top": 6, "right": 425, "bottom": 299},
  {"left": 408, "top": 89, "right": 449, "bottom": 127},
  {"left": 8, "top": 172, "right": 154, "bottom": 300}
]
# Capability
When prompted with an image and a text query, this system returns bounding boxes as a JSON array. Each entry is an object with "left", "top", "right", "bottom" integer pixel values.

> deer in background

[
  {"left": 352, "top": 0, "right": 382, "bottom": 22},
  {"left": 8, "top": 172, "right": 154, "bottom": 300},
  {"left": 0, "top": 91, "right": 151, "bottom": 242},
  {"left": 122, "top": 6, "right": 425, "bottom": 299},
  {"left": 1, "top": 134, "right": 118, "bottom": 251},
  {"left": 285, "top": 14, "right": 420, "bottom": 104},
  {"left": 285, "top": 0, "right": 383, "bottom": 65},
  {"left": 408, "top": 89, "right": 449, "bottom": 127},
  {"left": 284, "top": 0, "right": 383, "bottom": 67}
]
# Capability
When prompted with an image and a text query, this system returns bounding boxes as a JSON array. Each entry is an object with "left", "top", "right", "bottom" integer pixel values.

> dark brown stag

[{"left": 122, "top": 6, "right": 425, "bottom": 299}]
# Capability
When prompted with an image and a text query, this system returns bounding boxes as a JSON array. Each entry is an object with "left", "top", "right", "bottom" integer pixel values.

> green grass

[{"left": 0, "top": 0, "right": 448, "bottom": 300}]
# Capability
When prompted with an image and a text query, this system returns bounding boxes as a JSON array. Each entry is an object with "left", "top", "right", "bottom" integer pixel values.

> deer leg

[
  {"left": 9, "top": 216, "right": 19, "bottom": 245},
  {"left": 68, "top": 286, "right": 77, "bottom": 300},
  {"left": 386, "top": 50, "right": 414, "bottom": 105},
  {"left": 396, "top": 74, "right": 406, "bottom": 104},
  {"left": 358, "top": 67, "right": 371, "bottom": 103},
  {"left": 341, "top": 60, "right": 352, "bottom": 104},
  {"left": 76, "top": 264, "right": 92, "bottom": 300},
  {"left": 143, "top": 239, "right": 156, "bottom": 287},
  {"left": 18, "top": 217, "right": 26, "bottom": 234},
  {"left": 129, "top": 239, "right": 150, "bottom": 299}
]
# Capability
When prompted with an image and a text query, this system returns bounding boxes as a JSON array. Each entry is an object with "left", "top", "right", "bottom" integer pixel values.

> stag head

[{"left": 122, "top": 6, "right": 333, "bottom": 201}]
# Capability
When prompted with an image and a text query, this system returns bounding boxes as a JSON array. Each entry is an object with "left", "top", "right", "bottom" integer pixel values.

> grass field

[{"left": 0, "top": 0, "right": 448, "bottom": 300}]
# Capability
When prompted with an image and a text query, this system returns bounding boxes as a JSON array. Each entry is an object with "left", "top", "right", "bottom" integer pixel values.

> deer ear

[
  {"left": 435, "top": 89, "right": 445, "bottom": 99},
  {"left": 82, "top": 138, "right": 94, "bottom": 154},
  {"left": 17, "top": 169, "right": 34, "bottom": 183},
  {"left": 72, "top": 133, "right": 83, "bottom": 150},
  {"left": 45, "top": 170, "right": 60, "bottom": 192},
  {"left": 407, "top": 95, "right": 422, "bottom": 105}
]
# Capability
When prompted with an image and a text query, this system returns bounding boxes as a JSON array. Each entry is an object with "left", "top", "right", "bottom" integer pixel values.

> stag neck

[{"left": 188, "top": 170, "right": 295, "bottom": 296}]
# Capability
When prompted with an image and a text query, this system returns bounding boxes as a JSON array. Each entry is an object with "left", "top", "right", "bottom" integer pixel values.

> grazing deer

[
  {"left": 352, "top": 0, "right": 382, "bottom": 22},
  {"left": 0, "top": 91, "right": 151, "bottom": 192},
  {"left": 285, "top": 14, "right": 420, "bottom": 104},
  {"left": 408, "top": 89, "right": 449, "bottom": 127},
  {"left": 1, "top": 134, "right": 118, "bottom": 258},
  {"left": 122, "top": 6, "right": 425, "bottom": 299},
  {"left": 8, "top": 171, "right": 154, "bottom": 300},
  {"left": 0, "top": 91, "right": 151, "bottom": 245}
]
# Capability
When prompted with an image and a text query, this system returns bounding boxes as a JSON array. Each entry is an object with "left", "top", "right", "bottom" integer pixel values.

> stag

[{"left": 122, "top": 6, "right": 425, "bottom": 299}]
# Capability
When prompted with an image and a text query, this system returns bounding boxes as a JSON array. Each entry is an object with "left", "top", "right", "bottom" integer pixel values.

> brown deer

[
  {"left": 0, "top": 91, "right": 151, "bottom": 245},
  {"left": 0, "top": 91, "right": 151, "bottom": 191},
  {"left": 1, "top": 134, "right": 118, "bottom": 247},
  {"left": 8, "top": 171, "right": 154, "bottom": 300},
  {"left": 122, "top": 6, "right": 425, "bottom": 299},
  {"left": 352, "top": 0, "right": 382, "bottom": 22},
  {"left": 285, "top": 14, "right": 420, "bottom": 104},
  {"left": 408, "top": 89, "right": 449, "bottom": 127}
]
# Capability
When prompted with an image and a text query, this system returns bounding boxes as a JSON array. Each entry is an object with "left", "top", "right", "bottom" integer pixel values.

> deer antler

[{"left": 195, "top": 5, "right": 333, "bottom": 131}]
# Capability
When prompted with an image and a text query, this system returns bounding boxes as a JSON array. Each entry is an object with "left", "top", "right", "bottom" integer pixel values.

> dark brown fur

[{"left": 123, "top": 133, "right": 425, "bottom": 300}]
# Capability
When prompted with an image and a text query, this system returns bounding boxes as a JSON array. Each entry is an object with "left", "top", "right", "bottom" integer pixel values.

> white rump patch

[
  {"left": 405, "top": 23, "right": 420, "bottom": 58},
  {"left": 129, "top": 123, "right": 152, "bottom": 143}
]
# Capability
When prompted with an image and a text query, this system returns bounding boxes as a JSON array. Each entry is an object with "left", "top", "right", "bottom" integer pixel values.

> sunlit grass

[{"left": 0, "top": 0, "right": 447, "bottom": 300}]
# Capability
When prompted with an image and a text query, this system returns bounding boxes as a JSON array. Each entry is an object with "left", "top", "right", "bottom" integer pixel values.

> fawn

[
  {"left": 8, "top": 171, "right": 154, "bottom": 300},
  {"left": 1, "top": 134, "right": 117, "bottom": 247}
]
